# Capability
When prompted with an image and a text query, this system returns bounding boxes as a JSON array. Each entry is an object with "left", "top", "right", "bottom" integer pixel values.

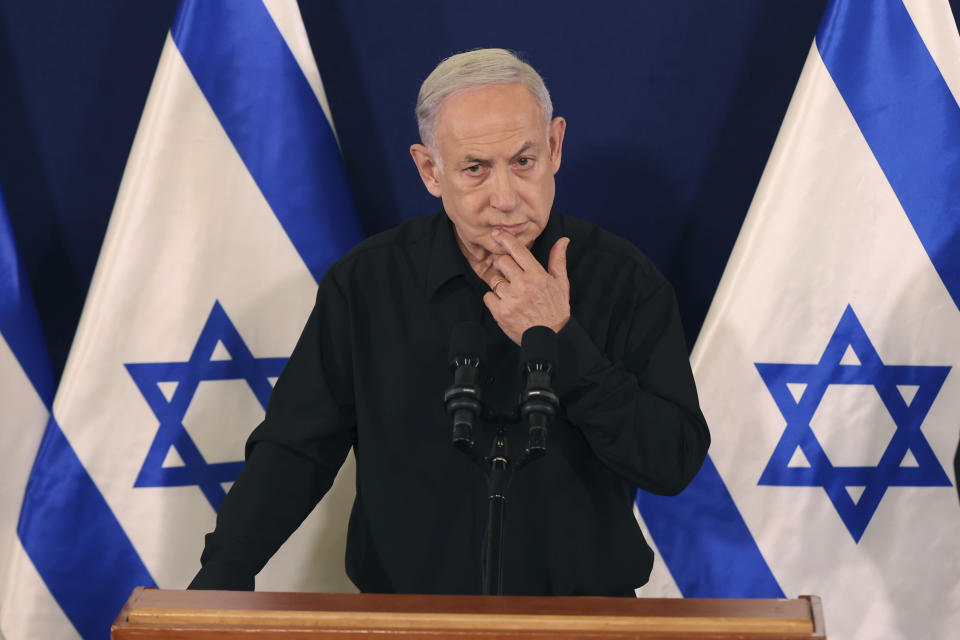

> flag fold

[
  {"left": 1, "top": 1, "right": 363, "bottom": 638},
  {"left": 638, "top": 1, "right": 960, "bottom": 638}
]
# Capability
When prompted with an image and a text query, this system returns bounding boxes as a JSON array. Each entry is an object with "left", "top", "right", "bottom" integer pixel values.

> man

[{"left": 190, "top": 49, "right": 709, "bottom": 596}]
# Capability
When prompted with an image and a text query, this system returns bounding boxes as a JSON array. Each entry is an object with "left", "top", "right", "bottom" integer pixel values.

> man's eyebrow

[
  {"left": 461, "top": 154, "right": 489, "bottom": 165},
  {"left": 511, "top": 142, "right": 539, "bottom": 158},
  {"left": 460, "top": 142, "right": 541, "bottom": 165}
]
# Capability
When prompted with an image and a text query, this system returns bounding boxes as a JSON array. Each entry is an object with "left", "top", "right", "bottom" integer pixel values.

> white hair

[{"left": 415, "top": 48, "right": 553, "bottom": 157}]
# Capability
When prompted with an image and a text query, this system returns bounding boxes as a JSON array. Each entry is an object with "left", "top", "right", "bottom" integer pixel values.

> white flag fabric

[
  {"left": 0, "top": 188, "right": 59, "bottom": 640},
  {"left": 637, "top": 1, "right": 960, "bottom": 639},
  {"left": 0, "top": 1, "right": 364, "bottom": 638}
]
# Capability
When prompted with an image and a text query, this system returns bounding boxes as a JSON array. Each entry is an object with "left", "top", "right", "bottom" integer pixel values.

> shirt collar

[
  {"left": 426, "top": 212, "right": 472, "bottom": 298},
  {"left": 426, "top": 211, "right": 563, "bottom": 299},
  {"left": 530, "top": 209, "right": 563, "bottom": 266}
]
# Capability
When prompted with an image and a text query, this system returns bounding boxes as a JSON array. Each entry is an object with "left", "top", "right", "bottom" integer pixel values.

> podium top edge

[
  {"left": 125, "top": 588, "right": 814, "bottom": 617},
  {"left": 112, "top": 589, "right": 825, "bottom": 638}
]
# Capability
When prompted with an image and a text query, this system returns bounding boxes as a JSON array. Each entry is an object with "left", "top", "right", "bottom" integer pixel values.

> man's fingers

[
  {"left": 492, "top": 230, "right": 541, "bottom": 272},
  {"left": 494, "top": 254, "right": 523, "bottom": 281},
  {"left": 548, "top": 237, "right": 570, "bottom": 281}
]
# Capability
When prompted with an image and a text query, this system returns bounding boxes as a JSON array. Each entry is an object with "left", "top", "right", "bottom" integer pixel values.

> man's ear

[
  {"left": 410, "top": 144, "right": 443, "bottom": 197},
  {"left": 548, "top": 117, "right": 566, "bottom": 174}
]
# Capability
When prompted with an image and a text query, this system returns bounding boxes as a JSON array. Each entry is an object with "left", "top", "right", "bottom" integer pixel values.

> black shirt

[{"left": 190, "top": 211, "right": 709, "bottom": 596}]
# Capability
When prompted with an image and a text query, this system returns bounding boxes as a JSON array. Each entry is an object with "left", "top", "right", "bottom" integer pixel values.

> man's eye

[
  {"left": 465, "top": 164, "right": 482, "bottom": 175},
  {"left": 516, "top": 157, "right": 533, "bottom": 168}
]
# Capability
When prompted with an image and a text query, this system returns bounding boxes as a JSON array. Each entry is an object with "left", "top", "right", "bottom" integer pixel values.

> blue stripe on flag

[
  {"left": 636, "top": 456, "right": 784, "bottom": 597},
  {"left": 0, "top": 191, "right": 55, "bottom": 406},
  {"left": 170, "top": 0, "right": 364, "bottom": 284},
  {"left": 2, "top": 189, "right": 149, "bottom": 637},
  {"left": 817, "top": 0, "right": 960, "bottom": 310},
  {"left": 18, "top": 417, "right": 156, "bottom": 639}
]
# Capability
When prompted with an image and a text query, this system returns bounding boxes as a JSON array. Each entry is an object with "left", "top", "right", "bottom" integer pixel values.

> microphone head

[
  {"left": 449, "top": 321, "right": 485, "bottom": 365},
  {"left": 520, "top": 325, "right": 558, "bottom": 370}
]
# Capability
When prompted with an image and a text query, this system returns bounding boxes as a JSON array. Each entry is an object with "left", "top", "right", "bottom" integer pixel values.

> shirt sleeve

[
  {"left": 554, "top": 277, "right": 710, "bottom": 496},
  {"left": 189, "top": 272, "right": 356, "bottom": 590}
]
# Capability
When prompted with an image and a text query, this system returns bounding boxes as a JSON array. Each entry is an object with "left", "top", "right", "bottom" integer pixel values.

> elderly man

[{"left": 191, "top": 49, "right": 709, "bottom": 596}]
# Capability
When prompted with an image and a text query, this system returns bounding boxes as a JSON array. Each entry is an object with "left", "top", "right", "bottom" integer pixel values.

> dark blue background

[{"left": 2, "top": 1, "right": 958, "bottom": 381}]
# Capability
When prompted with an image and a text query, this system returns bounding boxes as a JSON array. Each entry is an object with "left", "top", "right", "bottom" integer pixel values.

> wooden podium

[{"left": 112, "top": 588, "right": 825, "bottom": 639}]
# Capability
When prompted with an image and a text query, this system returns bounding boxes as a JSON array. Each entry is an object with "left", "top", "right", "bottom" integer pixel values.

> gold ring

[{"left": 492, "top": 279, "right": 505, "bottom": 295}]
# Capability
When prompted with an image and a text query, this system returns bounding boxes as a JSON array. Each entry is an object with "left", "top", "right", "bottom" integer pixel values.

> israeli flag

[
  {"left": 0, "top": 1, "right": 363, "bottom": 638},
  {"left": 0, "top": 187, "right": 58, "bottom": 639},
  {"left": 636, "top": 1, "right": 960, "bottom": 638}
]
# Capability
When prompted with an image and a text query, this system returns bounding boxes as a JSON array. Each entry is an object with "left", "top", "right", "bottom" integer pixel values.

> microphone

[
  {"left": 444, "top": 321, "right": 485, "bottom": 453},
  {"left": 519, "top": 326, "right": 559, "bottom": 459}
]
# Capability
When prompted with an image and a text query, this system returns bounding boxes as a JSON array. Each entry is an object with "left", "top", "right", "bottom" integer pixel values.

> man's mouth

[{"left": 494, "top": 222, "right": 527, "bottom": 234}]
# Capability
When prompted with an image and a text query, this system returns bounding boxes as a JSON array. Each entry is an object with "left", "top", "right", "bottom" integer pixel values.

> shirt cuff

[{"left": 555, "top": 316, "right": 605, "bottom": 398}]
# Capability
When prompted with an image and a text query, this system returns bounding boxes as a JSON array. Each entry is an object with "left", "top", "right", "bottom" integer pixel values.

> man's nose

[{"left": 488, "top": 168, "right": 519, "bottom": 212}]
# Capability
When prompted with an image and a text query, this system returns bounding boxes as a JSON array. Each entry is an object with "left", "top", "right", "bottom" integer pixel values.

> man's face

[{"left": 411, "top": 83, "right": 566, "bottom": 259}]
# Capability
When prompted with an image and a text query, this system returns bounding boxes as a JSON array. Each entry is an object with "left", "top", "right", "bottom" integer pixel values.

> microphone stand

[
  {"left": 445, "top": 326, "right": 558, "bottom": 596},
  {"left": 469, "top": 408, "right": 550, "bottom": 596},
  {"left": 484, "top": 419, "right": 509, "bottom": 596}
]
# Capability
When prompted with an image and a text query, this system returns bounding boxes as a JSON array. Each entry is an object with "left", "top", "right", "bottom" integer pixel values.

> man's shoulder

[
  {"left": 555, "top": 212, "right": 664, "bottom": 286},
  {"left": 331, "top": 212, "right": 440, "bottom": 272}
]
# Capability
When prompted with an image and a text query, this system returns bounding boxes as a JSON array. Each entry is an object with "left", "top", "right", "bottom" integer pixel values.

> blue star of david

[
  {"left": 755, "top": 305, "right": 951, "bottom": 542},
  {"left": 125, "top": 301, "right": 287, "bottom": 510}
]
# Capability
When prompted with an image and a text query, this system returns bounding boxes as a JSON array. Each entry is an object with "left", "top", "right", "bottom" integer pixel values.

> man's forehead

[{"left": 435, "top": 83, "right": 546, "bottom": 144}]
